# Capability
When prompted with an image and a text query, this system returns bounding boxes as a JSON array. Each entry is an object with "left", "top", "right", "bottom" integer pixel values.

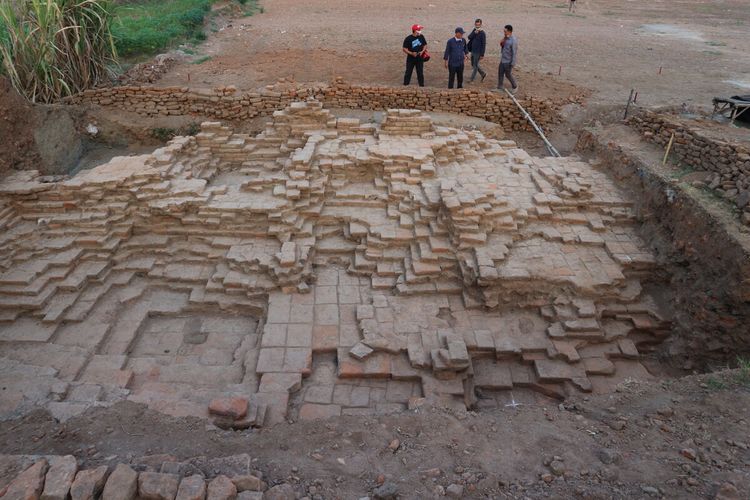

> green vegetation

[
  {"left": 706, "top": 377, "right": 727, "bottom": 390},
  {"left": 150, "top": 122, "right": 201, "bottom": 141},
  {"left": 238, "top": 0, "right": 262, "bottom": 15},
  {"left": 0, "top": 0, "right": 117, "bottom": 103},
  {"left": 0, "top": 0, "right": 261, "bottom": 101},
  {"left": 738, "top": 356, "right": 750, "bottom": 386},
  {"left": 192, "top": 55, "right": 211, "bottom": 64},
  {"left": 112, "top": 0, "right": 261, "bottom": 58},
  {"left": 112, "top": 0, "right": 213, "bottom": 57},
  {"left": 705, "top": 357, "right": 750, "bottom": 391}
]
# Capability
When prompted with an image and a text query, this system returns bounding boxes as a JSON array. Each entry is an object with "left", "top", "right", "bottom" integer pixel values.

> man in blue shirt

[
  {"left": 467, "top": 19, "right": 487, "bottom": 83},
  {"left": 498, "top": 24, "right": 518, "bottom": 94},
  {"left": 443, "top": 27, "right": 469, "bottom": 89}
]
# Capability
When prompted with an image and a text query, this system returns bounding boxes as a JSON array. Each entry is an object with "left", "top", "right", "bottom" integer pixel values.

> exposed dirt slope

[
  {"left": 0, "top": 77, "right": 42, "bottom": 174},
  {"left": 0, "top": 371, "right": 748, "bottom": 499}
]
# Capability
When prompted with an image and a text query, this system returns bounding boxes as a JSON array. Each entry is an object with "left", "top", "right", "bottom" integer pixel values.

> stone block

[
  {"left": 41, "top": 455, "right": 78, "bottom": 500},
  {"left": 70, "top": 466, "right": 108, "bottom": 500},
  {"left": 206, "top": 475, "right": 236, "bottom": 500},
  {"left": 3, "top": 459, "right": 48, "bottom": 500},
  {"left": 138, "top": 472, "right": 180, "bottom": 500},
  {"left": 102, "top": 464, "right": 138, "bottom": 500},
  {"left": 175, "top": 475, "right": 206, "bottom": 500}
]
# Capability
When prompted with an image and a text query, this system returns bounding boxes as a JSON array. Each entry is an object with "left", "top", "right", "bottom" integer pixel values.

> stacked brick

[
  {"left": 61, "top": 79, "right": 566, "bottom": 131},
  {"left": 629, "top": 111, "right": 750, "bottom": 224}
]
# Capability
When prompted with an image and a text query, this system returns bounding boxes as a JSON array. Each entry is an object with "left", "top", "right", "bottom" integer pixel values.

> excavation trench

[{"left": 4, "top": 89, "right": 748, "bottom": 435}]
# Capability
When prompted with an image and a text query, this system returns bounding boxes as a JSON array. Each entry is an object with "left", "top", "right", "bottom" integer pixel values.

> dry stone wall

[
  {"left": 628, "top": 111, "right": 750, "bottom": 224},
  {"left": 62, "top": 79, "right": 565, "bottom": 132}
]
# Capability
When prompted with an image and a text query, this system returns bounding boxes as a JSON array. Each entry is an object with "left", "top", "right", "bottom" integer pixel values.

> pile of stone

[
  {"left": 629, "top": 111, "right": 750, "bottom": 224},
  {"left": 0, "top": 454, "right": 294, "bottom": 500}
]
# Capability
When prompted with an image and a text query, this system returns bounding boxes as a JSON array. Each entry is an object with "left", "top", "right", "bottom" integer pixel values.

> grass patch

[
  {"left": 706, "top": 377, "right": 727, "bottom": 390},
  {"left": 150, "top": 122, "right": 201, "bottom": 141},
  {"left": 113, "top": 0, "right": 261, "bottom": 58},
  {"left": 192, "top": 55, "right": 212, "bottom": 65},
  {"left": 112, "top": 0, "right": 213, "bottom": 57},
  {"left": 705, "top": 41, "right": 727, "bottom": 47},
  {"left": 237, "top": 0, "right": 262, "bottom": 15},
  {"left": 0, "top": 0, "right": 117, "bottom": 103},
  {"left": 738, "top": 357, "right": 750, "bottom": 386}
]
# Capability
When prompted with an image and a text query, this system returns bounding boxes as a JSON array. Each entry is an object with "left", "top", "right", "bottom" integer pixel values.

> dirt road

[{"left": 159, "top": 0, "right": 750, "bottom": 107}]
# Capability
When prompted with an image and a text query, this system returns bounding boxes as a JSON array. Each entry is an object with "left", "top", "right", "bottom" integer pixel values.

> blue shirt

[{"left": 444, "top": 37, "right": 468, "bottom": 67}]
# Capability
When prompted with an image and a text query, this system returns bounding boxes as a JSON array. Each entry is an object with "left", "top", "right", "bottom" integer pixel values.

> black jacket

[{"left": 467, "top": 29, "right": 486, "bottom": 57}]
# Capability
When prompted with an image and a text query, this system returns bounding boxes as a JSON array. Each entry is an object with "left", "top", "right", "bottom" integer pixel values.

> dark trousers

[
  {"left": 498, "top": 62, "right": 517, "bottom": 89},
  {"left": 404, "top": 57, "right": 424, "bottom": 86},
  {"left": 470, "top": 53, "right": 486, "bottom": 81},
  {"left": 448, "top": 65, "right": 464, "bottom": 89}
]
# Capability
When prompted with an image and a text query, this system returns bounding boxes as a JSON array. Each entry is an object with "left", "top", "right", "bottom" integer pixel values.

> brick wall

[
  {"left": 62, "top": 79, "right": 570, "bottom": 132},
  {"left": 628, "top": 111, "right": 750, "bottom": 223}
]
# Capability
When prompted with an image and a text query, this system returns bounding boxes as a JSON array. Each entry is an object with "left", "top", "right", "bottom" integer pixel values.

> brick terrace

[{"left": 0, "top": 101, "right": 672, "bottom": 428}]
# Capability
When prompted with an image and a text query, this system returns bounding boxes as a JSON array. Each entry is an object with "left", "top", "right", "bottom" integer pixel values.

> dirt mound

[
  {"left": 0, "top": 77, "right": 84, "bottom": 176},
  {"left": 0, "top": 77, "right": 42, "bottom": 174}
]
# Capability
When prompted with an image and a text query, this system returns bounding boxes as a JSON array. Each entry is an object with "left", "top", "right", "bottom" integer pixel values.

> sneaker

[{"left": 510, "top": 87, "right": 518, "bottom": 95}]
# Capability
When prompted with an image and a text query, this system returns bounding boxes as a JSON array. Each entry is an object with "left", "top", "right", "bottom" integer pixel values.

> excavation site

[{"left": 0, "top": 1, "right": 748, "bottom": 499}]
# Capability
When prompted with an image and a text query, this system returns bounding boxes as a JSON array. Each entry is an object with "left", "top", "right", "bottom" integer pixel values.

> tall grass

[
  {"left": 0, "top": 0, "right": 117, "bottom": 103},
  {"left": 112, "top": 0, "right": 212, "bottom": 58}
]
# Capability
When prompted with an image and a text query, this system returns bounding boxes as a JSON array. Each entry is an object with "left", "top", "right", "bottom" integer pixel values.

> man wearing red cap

[{"left": 403, "top": 24, "right": 427, "bottom": 87}]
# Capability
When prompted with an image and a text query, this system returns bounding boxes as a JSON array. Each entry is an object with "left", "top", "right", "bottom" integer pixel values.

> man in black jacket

[
  {"left": 467, "top": 19, "right": 487, "bottom": 83},
  {"left": 403, "top": 24, "right": 427, "bottom": 87}
]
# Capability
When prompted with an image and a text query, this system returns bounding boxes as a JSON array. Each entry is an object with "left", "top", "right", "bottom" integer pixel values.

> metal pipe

[{"left": 503, "top": 89, "right": 560, "bottom": 157}]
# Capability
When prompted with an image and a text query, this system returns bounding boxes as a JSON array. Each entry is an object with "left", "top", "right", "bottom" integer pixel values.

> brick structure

[
  {"left": 0, "top": 102, "right": 671, "bottom": 426},
  {"left": 628, "top": 111, "right": 750, "bottom": 224},
  {"left": 62, "top": 78, "right": 574, "bottom": 132}
]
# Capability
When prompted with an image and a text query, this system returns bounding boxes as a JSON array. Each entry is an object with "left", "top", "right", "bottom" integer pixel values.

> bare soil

[
  {"left": 159, "top": 0, "right": 750, "bottom": 107},
  {"left": 2, "top": 2, "right": 750, "bottom": 498},
  {"left": 1, "top": 371, "right": 748, "bottom": 498},
  {"left": 0, "top": 77, "right": 42, "bottom": 174}
]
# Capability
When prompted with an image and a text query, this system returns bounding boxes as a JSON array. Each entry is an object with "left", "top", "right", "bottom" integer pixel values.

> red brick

[
  {"left": 312, "top": 325, "right": 338, "bottom": 353},
  {"left": 208, "top": 397, "right": 248, "bottom": 419}
]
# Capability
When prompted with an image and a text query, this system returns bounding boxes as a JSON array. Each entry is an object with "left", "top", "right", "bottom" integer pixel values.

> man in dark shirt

[
  {"left": 467, "top": 19, "right": 487, "bottom": 83},
  {"left": 443, "top": 27, "right": 468, "bottom": 89},
  {"left": 403, "top": 24, "right": 427, "bottom": 87}
]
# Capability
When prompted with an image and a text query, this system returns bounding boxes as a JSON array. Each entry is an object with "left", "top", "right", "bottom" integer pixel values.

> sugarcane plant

[{"left": 0, "top": 0, "right": 117, "bottom": 103}]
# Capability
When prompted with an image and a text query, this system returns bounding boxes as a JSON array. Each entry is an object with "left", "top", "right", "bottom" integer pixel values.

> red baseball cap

[{"left": 412, "top": 24, "right": 424, "bottom": 32}]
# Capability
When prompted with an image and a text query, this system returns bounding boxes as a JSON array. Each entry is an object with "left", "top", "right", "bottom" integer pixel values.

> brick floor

[{"left": 0, "top": 102, "right": 674, "bottom": 425}]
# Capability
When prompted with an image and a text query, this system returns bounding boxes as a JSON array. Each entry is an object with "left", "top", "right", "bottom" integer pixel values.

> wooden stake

[
  {"left": 623, "top": 89, "right": 635, "bottom": 120},
  {"left": 662, "top": 132, "right": 675, "bottom": 165},
  {"left": 658, "top": 66, "right": 662, "bottom": 75},
  {"left": 558, "top": 65, "right": 562, "bottom": 75}
]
